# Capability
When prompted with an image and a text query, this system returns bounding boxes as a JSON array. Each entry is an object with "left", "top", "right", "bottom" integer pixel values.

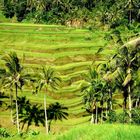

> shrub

[
  {"left": 107, "top": 110, "right": 117, "bottom": 123},
  {"left": 117, "top": 111, "right": 129, "bottom": 124},
  {"left": 2, "top": 3, "right": 15, "bottom": 18},
  {"left": 0, "top": 128, "right": 11, "bottom": 138},
  {"left": 131, "top": 109, "right": 140, "bottom": 125},
  {"left": 28, "top": 130, "right": 40, "bottom": 136}
]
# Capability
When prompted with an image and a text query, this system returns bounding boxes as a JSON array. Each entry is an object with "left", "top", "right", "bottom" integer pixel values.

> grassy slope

[
  {"left": 0, "top": 23, "right": 109, "bottom": 132},
  {"left": 0, "top": 22, "right": 139, "bottom": 134}
]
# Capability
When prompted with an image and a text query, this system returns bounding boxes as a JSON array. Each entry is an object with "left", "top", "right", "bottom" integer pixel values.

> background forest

[{"left": 0, "top": 0, "right": 140, "bottom": 26}]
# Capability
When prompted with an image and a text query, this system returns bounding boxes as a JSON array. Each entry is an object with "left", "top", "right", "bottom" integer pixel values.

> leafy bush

[
  {"left": 131, "top": 109, "right": 140, "bottom": 125},
  {"left": 2, "top": 3, "right": 15, "bottom": 18},
  {"left": 117, "top": 111, "right": 129, "bottom": 124},
  {"left": 0, "top": 128, "right": 11, "bottom": 138},
  {"left": 107, "top": 110, "right": 117, "bottom": 123},
  {"left": 28, "top": 130, "right": 40, "bottom": 136}
]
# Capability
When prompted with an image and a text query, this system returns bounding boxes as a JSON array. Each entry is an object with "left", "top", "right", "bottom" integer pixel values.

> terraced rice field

[{"left": 0, "top": 23, "right": 115, "bottom": 132}]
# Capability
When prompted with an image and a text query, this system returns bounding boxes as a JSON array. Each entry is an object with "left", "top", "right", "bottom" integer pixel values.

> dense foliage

[
  {"left": 83, "top": 38, "right": 140, "bottom": 124},
  {"left": 0, "top": 0, "right": 140, "bottom": 26}
]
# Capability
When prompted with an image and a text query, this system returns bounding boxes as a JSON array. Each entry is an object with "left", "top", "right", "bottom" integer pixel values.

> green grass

[
  {"left": 1, "top": 124, "right": 140, "bottom": 140},
  {"left": 55, "top": 124, "right": 140, "bottom": 140}
]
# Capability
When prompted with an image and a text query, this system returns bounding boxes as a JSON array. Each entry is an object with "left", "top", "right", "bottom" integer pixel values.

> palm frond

[{"left": 122, "top": 73, "right": 132, "bottom": 87}]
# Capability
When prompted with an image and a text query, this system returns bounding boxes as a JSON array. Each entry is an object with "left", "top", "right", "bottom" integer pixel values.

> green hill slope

[{"left": 0, "top": 23, "right": 135, "bottom": 133}]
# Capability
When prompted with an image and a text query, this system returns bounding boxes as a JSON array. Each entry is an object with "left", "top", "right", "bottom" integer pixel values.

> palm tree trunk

[
  {"left": 90, "top": 112, "right": 94, "bottom": 124},
  {"left": 26, "top": 123, "right": 30, "bottom": 132},
  {"left": 135, "top": 98, "right": 139, "bottom": 108},
  {"left": 109, "top": 89, "right": 112, "bottom": 111},
  {"left": 21, "top": 122, "right": 25, "bottom": 131},
  {"left": 123, "top": 97, "right": 127, "bottom": 110},
  {"left": 95, "top": 103, "right": 98, "bottom": 124},
  {"left": 101, "top": 103, "right": 104, "bottom": 124},
  {"left": 106, "top": 101, "right": 108, "bottom": 118},
  {"left": 129, "top": 10, "right": 132, "bottom": 25},
  {"left": 15, "top": 84, "right": 20, "bottom": 133},
  {"left": 128, "top": 85, "right": 132, "bottom": 122},
  {"left": 10, "top": 90, "right": 14, "bottom": 123},
  {"left": 44, "top": 94, "right": 48, "bottom": 134},
  {"left": 48, "top": 120, "right": 52, "bottom": 132}
]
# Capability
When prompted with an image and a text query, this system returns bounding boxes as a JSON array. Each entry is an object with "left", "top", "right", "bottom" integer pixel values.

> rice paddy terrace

[{"left": 0, "top": 23, "right": 116, "bottom": 132}]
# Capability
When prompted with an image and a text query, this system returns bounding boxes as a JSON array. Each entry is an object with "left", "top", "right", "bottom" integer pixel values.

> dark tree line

[{"left": 0, "top": 0, "right": 140, "bottom": 26}]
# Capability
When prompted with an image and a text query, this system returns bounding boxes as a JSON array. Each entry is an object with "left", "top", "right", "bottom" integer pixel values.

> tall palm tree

[
  {"left": 47, "top": 102, "right": 68, "bottom": 132},
  {"left": 99, "top": 61, "right": 116, "bottom": 113},
  {"left": 83, "top": 67, "right": 104, "bottom": 124},
  {"left": 2, "top": 52, "right": 31, "bottom": 133},
  {"left": 36, "top": 66, "right": 61, "bottom": 134},
  {"left": 113, "top": 38, "right": 140, "bottom": 122}
]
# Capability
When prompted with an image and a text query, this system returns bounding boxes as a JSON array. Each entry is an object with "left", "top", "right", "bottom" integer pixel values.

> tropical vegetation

[{"left": 0, "top": 1, "right": 140, "bottom": 139}]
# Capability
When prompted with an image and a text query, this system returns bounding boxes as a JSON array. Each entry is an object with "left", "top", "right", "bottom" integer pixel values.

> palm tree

[
  {"left": 36, "top": 66, "right": 61, "bottom": 134},
  {"left": 113, "top": 38, "right": 140, "bottom": 122},
  {"left": 99, "top": 61, "right": 116, "bottom": 113},
  {"left": 83, "top": 88, "right": 95, "bottom": 124},
  {"left": 2, "top": 52, "right": 31, "bottom": 133},
  {"left": 100, "top": 85, "right": 109, "bottom": 121},
  {"left": 83, "top": 67, "right": 104, "bottom": 124},
  {"left": 47, "top": 102, "right": 68, "bottom": 132}
]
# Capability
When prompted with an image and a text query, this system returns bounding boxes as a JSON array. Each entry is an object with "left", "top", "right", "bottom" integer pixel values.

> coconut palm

[
  {"left": 99, "top": 60, "right": 117, "bottom": 113},
  {"left": 36, "top": 66, "right": 61, "bottom": 134},
  {"left": 83, "top": 67, "right": 104, "bottom": 124},
  {"left": 47, "top": 102, "right": 68, "bottom": 132},
  {"left": 113, "top": 38, "right": 140, "bottom": 121},
  {"left": 2, "top": 52, "right": 31, "bottom": 133}
]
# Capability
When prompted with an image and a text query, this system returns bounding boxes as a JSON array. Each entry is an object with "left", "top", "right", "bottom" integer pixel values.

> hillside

[
  {"left": 0, "top": 22, "right": 140, "bottom": 138},
  {"left": 0, "top": 23, "right": 115, "bottom": 132}
]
